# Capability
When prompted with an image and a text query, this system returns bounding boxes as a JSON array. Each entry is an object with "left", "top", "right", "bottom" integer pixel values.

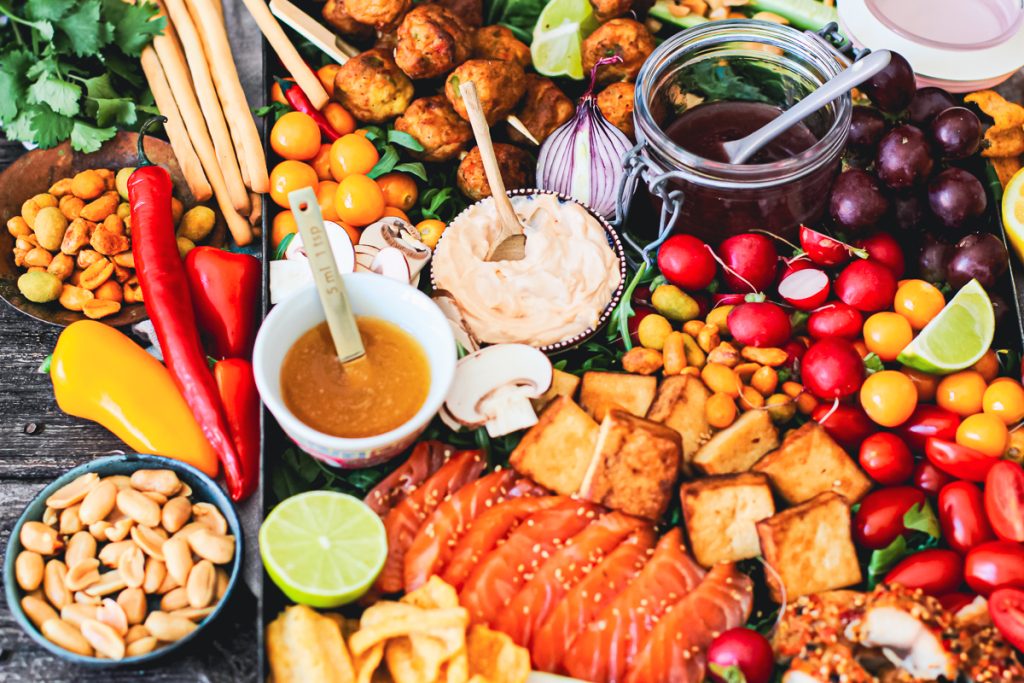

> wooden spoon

[
  {"left": 288, "top": 187, "right": 365, "bottom": 363},
  {"left": 458, "top": 81, "right": 527, "bottom": 262}
]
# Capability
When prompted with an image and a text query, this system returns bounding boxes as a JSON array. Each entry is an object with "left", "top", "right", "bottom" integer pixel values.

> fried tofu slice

[
  {"left": 692, "top": 409, "right": 779, "bottom": 475},
  {"left": 753, "top": 422, "right": 873, "bottom": 505},
  {"left": 757, "top": 492, "right": 863, "bottom": 603},
  {"left": 646, "top": 375, "right": 711, "bottom": 476},
  {"left": 580, "top": 410, "right": 682, "bottom": 520},
  {"left": 509, "top": 396, "right": 598, "bottom": 495},
  {"left": 579, "top": 371, "right": 657, "bottom": 421},
  {"left": 531, "top": 369, "right": 582, "bottom": 413},
  {"left": 680, "top": 472, "right": 776, "bottom": 568}
]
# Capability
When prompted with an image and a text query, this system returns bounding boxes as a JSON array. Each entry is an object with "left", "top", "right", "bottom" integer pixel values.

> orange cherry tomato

[
  {"left": 270, "top": 111, "right": 322, "bottom": 161},
  {"left": 936, "top": 370, "right": 987, "bottom": 417},
  {"left": 863, "top": 312, "right": 913, "bottom": 362},
  {"left": 335, "top": 174, "right": 385, "bottom": 227},
  {"left": 376, "top": 172, "right": 418, "bottom": 211},
  {"left": 861, "top": 370, "right": 918, "bottom": 428},
  {"left": 317, "top": 181, "right": 340, "bottom": 222},
  {"left": 269, "top": 160, "right": 319, "bottom": 208},
  {"left": 984, "top": 380, "right": 1024, "bottom": 425},
  {"left": 894, "top": 279, "right": 946, "bottom": 330},
  {"left": 416, "top": 219, "right": 446, "bottom": 250},
  {"left": 272, "top": 211, "right": 297, "bottom": 248},
  {"left": 973, "top": 350, "right": 1001, "bottom": 382},
  {"left": 901, "top": 366, "right": 939, "bottom": 403},
  {"left": 310, "top": 143, "right": 333, "bottom": 181},
  {"left": 956, "top": 413, "right": 1009, "bottom": 457},
  {"left": 317, "top": 64, "right": 341, "bottom": 97},
  {"left": 270, "top": 79, "right": 293, "bottom": 105},
  {"left": 337, "top": 220, "right": 361, "bottom": 244},
  {"left": 323, "top": 103, "right": 356, "bottom": 137},
  {"left": 329, "top": 134, "right": 379, "bottom": 181},
  {"left": 383, "top": 206, "right": 410, "bottom": 222}
]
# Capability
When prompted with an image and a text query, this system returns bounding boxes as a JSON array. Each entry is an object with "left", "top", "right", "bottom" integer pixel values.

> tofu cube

[
  {"left": 692, "top": 409, "right": 779, "bottom": 475},
  {"left": 646, "top": 375, "right": 711, "bottom": 476},
  {"left": 509, "top": 397, "right": 598, "bottom": 496},
  {"left": 681, "top": 472, "right": 775, "bottom": 568},
  {"left": 579, "top": 371, "right": 657, "bottom": 422},
  {"left": 532, "top": 369, "right": 582, "bottom": 413}
]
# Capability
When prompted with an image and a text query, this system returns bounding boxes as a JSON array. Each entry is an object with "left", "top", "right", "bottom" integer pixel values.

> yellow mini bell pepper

[{"left": 51, "top": 320, "right": 219, "bottom": 477}]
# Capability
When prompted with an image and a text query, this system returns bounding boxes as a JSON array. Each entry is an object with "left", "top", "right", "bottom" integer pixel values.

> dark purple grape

[
  {"left": 849, "top": 106, "right": 887, "bottom": 148},
  {"left": 930, "top": 107, "right": 982, "bottom": 159},
  {"left": 927, "top": 167, "right": 987, "bottom": 230},
  {"left": 829, "top": 168, "right": 890, "bottom": 233},
  {"left": 877, "top": 125, "right": 934, "bottom": 189},
  {"left": 861, "top": 52, "right": 916, "bottom": 113},
  {"left": 947, "top": 233, "right": 1009, "bottom": 289},
  {"left": 990, "top": 293, "right": 1009, "bottom": 327},
  {"left": 908, "top": 87, "right": 956, "bottom": 126},
  {"left": 919, "top": 234, "right": 952, "bottom": 282},
  {"left": 891, "top": 191, "right": 927, "bottom": 231}
]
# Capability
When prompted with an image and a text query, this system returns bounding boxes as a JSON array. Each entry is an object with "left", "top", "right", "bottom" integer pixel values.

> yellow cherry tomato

[
  {"left": 972, "top": 350, "right": 1000, "bottom": 382},
  {"left": 860, "top": 370, "right": 918, "bottom": 427},
  {"left": 376, "top": 172, "right": 418, "bottom": 211},
  {"left": 269, "top": 160, "right": 319, "bottom": 208},
  {"left": 983, "top": 379, "right": 1024, "bottom": 425},
  {"left": 334, "top": 174, "right": 385, "bottom": 227},
  {"left": 323, "top": 103, "right": 356, "bottom": 137},
  {"left": 329, "top": 133, "right": 379, "bottom": 181},
  {"left": 936, "top": 370, "right": 987, "bottom": 417},
  {"left": 310, "top": 143, "right": 333, "bottom": 181},
  {"left": 317, "top": 64, "right": 341, "bottom": 97},
  {"left": 417, "top": 219, "right": 446, "bottom": 249},
  {"left": 272, "top": 211, "right": 297, "bottom": 249},
  {"left": 863, "top": 312, "right": 913, "bottom": 362},
  {"left": 956, "top": 413, "right": 1009, "bottom": 457},
  {"left": 893, "top": 279, "right": 946, "bottom": 330},
  {"left": 901, "top": 366, "right": 939, "bottom": 403},
  {"left": 270, "top": 111, "right": 322, "bottom": 161},
  {"left": 383, "top": 206, "right": 410, "bottom": 222},
  {"left": 317, "top": 181, "right": 340, "bottom": 222}
]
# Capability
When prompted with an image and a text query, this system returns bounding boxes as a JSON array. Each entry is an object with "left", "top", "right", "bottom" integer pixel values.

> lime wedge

[
  {"left": 531, "top": 0, "right": 599, "bottom": 79},
  {"left": 897, "top": 279, "right": 995, "bottom": 375},
  {"left": 259, "top": 491, "right": 386, "bottom": 608}
]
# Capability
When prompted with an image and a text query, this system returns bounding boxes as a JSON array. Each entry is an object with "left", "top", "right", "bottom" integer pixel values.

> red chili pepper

[
  {"left": 278, "top": 77, "right": 340, "bottom": 141},
  {"left": 214, "top": 359, "right": 260, "bottom": 503},
  {"left": 185, "top": 247, "right": 261, "bottom": 360},
  {"left": 128, "top": 117, "right": 249, "bottom": 502}
]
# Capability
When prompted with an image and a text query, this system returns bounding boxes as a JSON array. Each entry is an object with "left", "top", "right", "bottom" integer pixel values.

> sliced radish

[
  {"left": 778, "top": 268, "right": 830, "bottom": 310},
  {"left": 284, "top": 221, "right": 356, "bottom": 274},
  {"left": 370, "top": 247, "right": 412, "bottom": 283}
]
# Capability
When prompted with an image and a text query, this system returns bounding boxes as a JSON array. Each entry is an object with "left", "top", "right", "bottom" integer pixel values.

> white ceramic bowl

[{"left": 253, "top": 273, "right": 456, "bottom": 467}]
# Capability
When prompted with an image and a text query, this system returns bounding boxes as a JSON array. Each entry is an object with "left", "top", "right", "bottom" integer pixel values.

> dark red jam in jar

[{"left": 632, "top": 20, "right": 851, "bottom": 243}]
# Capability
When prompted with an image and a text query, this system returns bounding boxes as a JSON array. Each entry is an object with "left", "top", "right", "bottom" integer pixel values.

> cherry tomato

[
  {"left": 329, "top": 133, "right": 379, "bottom": 180},
  {"left": 936, "top": 370, "right": 987, "bottom": 417},
  {"left": 884, "top": 549, "right": 964, "bottom": 595},
  {"left": 939, "top": 481, "right": 995, "bottom": 554},
  {"left": 983, "top": 379, "right": 1024, "bottom": 425},
  {"left": 912, "top": 460, "right": 955, "bottom": 497},
  {"left": 925, "top": 437, "right": 999, "bottom": 482},
  {"left": 334, "top": 174, "right": 385, "bottom": 227},
  {"left": 812, "top": 403, "right": 875, "bottom": 449},
  {"left": 860, "top": 370, "right": 918, "bottom": 427},
  {"left": 416, "top": 219, "right": 446, "bottom": 251},
  {"left": 270, "top": 111, "right": 322, "bottom": 161},
  {"left": 900, "top": 366, "right": 938, "bottom": 402},
  {"left": 938, "top": 592, "right": 976, "bottom": 613},
  {"left": 383, "top": 206, "right": 410, "bottom": 222},
  {"left": 376, "top": 172, "right": 418, "bottom": 211},
  {"left": 323, "top": 102, "right": 357, "bottom": 137},
  {"left": 956, "top": 413, "right": 1009, "bottom": 457},
  {"left": 706, "top": 629, "right": 774, "bottom": 683},
  {"left": 973, "top": 349, "right": 1001, "bottom": 382},
  {"left": 314, "top": 180, "right": 340, "bottom": 222},
  {"left": 965, "top": 541, "right": 1024, "bottom": 595},
  {"left": 893, "top": 279, "right": 945, "bottom": 330},
  {"left": 896, "top": 405, "right": 961, "bottom": 452},
  {"left": 317, "top": 64, "right": 341, "bottom": 96},
  {"left": 989, "top": 588, "right": 1024, "bottom": 651},
  {"left": 336, "top": 220, "right": 361, "bottom": 244},
  {"left": 269, "top": 160, "right": 319, "bottom": 208},
  {"left": 985, "top": 461, "right": 1024, "bottom": 542},
  {"left": 657, "top": 234, "right": 716, "bottom": 291},
  {"left": 310, "top": 143, "right": 333, "bottom": 181},
  {"left": 271, "top": 211, "right": 297, "bottom": 249},
  {"left": 863, "top": 312, "right": 913, "bottom": 361},
  {"left": 859, "top": 432, "right": 914, "bottom": 485},
  {"left": 854, "top": 486, "right": 928, "bottom": 550}
]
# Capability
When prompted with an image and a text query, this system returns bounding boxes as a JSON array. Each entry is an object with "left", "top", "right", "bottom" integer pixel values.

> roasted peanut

[
  {"left": 142, "top": 491, "right": 168, "bottom": 506},
  {"left": 21, "top": 595, "right": 58, "bottom": 629},
  {"left": 47, "top": 475, "right": 98, "bottom": 510},
  {"left": 156, "top": 569, "right": 179, "bottom": 595},
  {"left": 796, "top": 392, "right": 818, "bottom": 415},
  {"left": 49, "top": 178, "right": 73, "bottom": 197},
  {"left": 72, "top": 170, "right": 105, "bottom": 200},
  {"left": 15, "top": 234, "right": 38, "bottom": 250},
  {"left": 97, "top": 598, "right": 129, "bottom": 637},
  {"left": 47, "top": 253, "right": 74, "bottom": 281},
  {"left": 701, "top": 363, "right": 741, "bottom": 398},
  {"left": 102, "top": 214, "right": 125, "bottom": 235},
  {"left": 89, "top": 520, "right": 112, "bottom": 541},
  {"left": 705, "top": 392, "right": 738, "bottom": 429},
  {"left": 118, "top": 545, "right": 146, "bottom": 589},
  {"left": 97, "top": 168, "right": 116, "bottom": 190},
  {"left": 90, "top": 227, "right": 129, "bottom": 255},
  {"left": 681, "top": 333, "right": 706, "bottom": 368},
  {"left": 79, "top": 479, "right": 117, "bottom": 525},
  {"left": 65, "top": 558, "right": 101, "bottom": 592},
  {"left": 44, "top": 560, "right": 71, "bottom": 609},
  {"left": 186, "top": 560, "right": 215, "bottom": 609},
  {"left": 112, "top": 263, "right": 131, "bottom": 283},
  {"left": 59, "top": 195, "right": 85, "bottom": 221},
  {"left": 123, "top": 277, "right": 143, "bottom": 303},
  {"left": 734, "top": 362, "right": 761, "bottom": 382},
  {"left": 93, "top": 280, "right": 122, "bottom": 302},
  {"left": 24, "top": 247, "right": 53, "bottom": 268},
  {"left": 162, "top": 496, "right": 191, "bottom": 534},
  {"left": 682, "top": 320, "right": 705, "bottom": 337},
  {"left": 104, "top": 516, "right": 134, "bottom": 543},
  {"left": 98, "top": 540, "right": 133, "bottom": 568},
  {"left": 43, "top": 618, "right": 93, "bottom": 657},
  {"left": 112, "top": 251, "right": 134, "bottom": 269},
  {"left": 143, "top": 559, "right": 167, "bottom": 594},
  {"left": 118, "top": 588, "right": 147, "bottom": 626},
  {"left": 76, "top": 248, "right": 104, "bottom": 270},
  {"left": 81, "top": 619, "right": 125, "bottom": 660},
  {"left": 75, "top": 591, "right": 101, "bottom": 605},
  {"left": 131, "top": 525, "right": 168, "bottom": 561},
  {"left": 663, "top": 331, "right": 686, "bottom": 376},
  {"left": 61, "top": 218, "right": 93, "bottom": 255},
  {"left": 42, "top": 506, "right": 58, "bottom": 527},
  {"left": 696, "top": 324, "right": 720, "bottom": 353},
  {"left": 739, "top": 385, "right": 765, "bottom": 411},
  {"left": 705, "top": 341, "right": 740, "bottom": 368},
  {"left": 215, "top": 568, "right": 229, "bottom": 600},
  {"left": 33, "top": 207, "right": 68, "bottom": 250},
  {"left": 7, "top": 216, "right": 30, "bottom": 237},
  {"left": 22, "top": 193, "right": 58, "bottom": 227},
  {"left": 116, "top": 202, "right": 131, "bottom": 220},
  {"left": 59, "top": 505, "right": 85, "bottom": 535},
  {"left": 79, "top": 258, "right": 114, "bottom": 290},
  {"left": 740, "top": 345, "right": 788, "bottom": 367},
  {"left": 82, "top": 298, "right": 121, "bottom": 320},
  {"left": 61, "top": 603, "right": 99, "bottom": 629},
  {"left": 705, "top": 305, "right": 734, "bottom": 335},
  {"left": 58, "top": 284, "right": 93, "bottom": 311},
  {"left": 126, "top": 636, "right": 157, "bottom": 657},
  {"left": 782, "top": 381, "right": 804, "bottom": 398},
  {"left": 21, "top": 521, "right": 63, "bottom": 555},
  {"left": 116, "top": 488, "right": 162, "bottom": 527},
  {"left": 84, "top": 570, "right": 127, "bottom": 597},
  {"left": 131, "top": 469, "right": 182, "bottom": 497},
  {"left": 66, "top": 531, "right": 98, "bottom": 569},
  {"left": 15, "top": 551, "right": 44, "bottom": 591},
  {"left": 144, "top": 611, "right": 196, "bottom": 642},
  {"left": 160, "top": 587, "right": 190, "bottom": 612},
  {"left": 621, "top": 347, "right": 663, "bottom": 376},
  {"left": 191, "top": 504, "right": 228, "bottom": 536},
  {"left": 80, "top": 192, "right": 119, "bottom": 222},
  {"left": 751, "top": 366, "right": 779, "bottom": 396},
  {"left": 163, "top": 537, "right": 193, "bottom": 587},
  {"left": 12, "top": 248, "right": 27, "bottom": 268},
  {"left": 766, "top": 393, "right": 796, "bottom": 423},
  {"left": 187, "top": 530, "right": 234, "bottom": 565},
  {"left": 125, "top": 624, "right": 149, "bottom": 644},
  {"left": 171, "top": 606, "right": 215, "bottom": 622}
]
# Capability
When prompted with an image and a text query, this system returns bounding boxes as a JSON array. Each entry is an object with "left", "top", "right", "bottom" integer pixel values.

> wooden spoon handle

[{"left": 458, "top": 81, "right": 523, "bottom": 239}]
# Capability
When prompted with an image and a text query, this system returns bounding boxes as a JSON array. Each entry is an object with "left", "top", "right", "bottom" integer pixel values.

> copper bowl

[{"left": 0, "top": 132, "right": 226, "bottom": 327}]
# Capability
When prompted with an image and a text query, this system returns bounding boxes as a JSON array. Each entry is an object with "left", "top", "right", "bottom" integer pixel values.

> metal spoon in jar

[
  {"left": 721, "top": 49, "right": 893, "bottom": 165},
  {"left": 459, "top": 81, "right": 528, "bottom": 262}
]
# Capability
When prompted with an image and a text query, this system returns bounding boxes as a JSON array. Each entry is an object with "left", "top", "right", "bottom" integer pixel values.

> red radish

[
  {"left": 627, "top": 304, "right": 655, "bottom": 346},
  {"left": 807, "top": 303, "right": 863, "bottom": 340},
  {"left": 800, "top": 225, "right": 864, "bottom": 267},
  {"left": 814, "top": 402, "right": 875, "bottom": 448},
  {"left": 718, "top": 233, "right": 778, "bottom": 292},
  {"left": 781, "top": 338, "right": 807, "bottom": 371},
  {"left": 801, "top": 338, "right": 865, "bottom": 399},
  {"left": 835, "top": 259, "right": 898, "bottom": 312},
  {"left": 777, "top": 255, "right": 813, "bottom": 283},
  {"left": 856, "top": 233, "right": 906, "bottom": 277},
  {"left": 707, "top": 629, "right": 774, "bottom": 683},
  {"left": 778, "top": 268, "right": 830, "bottom": 310},
  {"left": 658, "top": 235, "right": 717, "bottom": 290},
  {"left": 712, "top": 293, "right": 747, "bottom": 307},
  {"left": 727, "top": 301, "right": 792, "bottom": 348}
]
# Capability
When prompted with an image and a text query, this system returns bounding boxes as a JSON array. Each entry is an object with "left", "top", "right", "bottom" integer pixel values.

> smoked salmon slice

[
  {"left": 563, "top": 528, "right": 706, "bottom": 683},
  {"left": 364, "top": 441, "right": 454, "bottom": 516}
]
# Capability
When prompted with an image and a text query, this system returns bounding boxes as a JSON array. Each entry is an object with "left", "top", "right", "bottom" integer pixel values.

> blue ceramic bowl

[{"left": 3, "top": 453, "right": 243, "bottom": 667}]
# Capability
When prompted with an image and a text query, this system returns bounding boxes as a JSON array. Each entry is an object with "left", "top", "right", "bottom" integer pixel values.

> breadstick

[
  {"left": 161, "top": 0, "right": 251, "bottom": 215},
  {"left": 248, "top": 191, "right": 263, "bottom": 230},
  {"left": 239, "top": 0, "right": 330, "bottom": 109},
  {"left": 140, "top": 47, "right": 214, "bottom": 203},
  {"left": 185, "top": 0, "right": 270, "bottom": 194}
]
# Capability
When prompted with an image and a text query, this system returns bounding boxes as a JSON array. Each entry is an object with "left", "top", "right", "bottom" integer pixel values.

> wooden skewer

[
  {"left": 506, "top": 115, "right": 540, "bottom": 146},
  {"left": 269, "top": 0, "right": 356, "bottom": 63}
]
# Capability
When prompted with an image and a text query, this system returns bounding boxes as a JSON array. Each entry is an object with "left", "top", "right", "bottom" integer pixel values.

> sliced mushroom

[
  {"left": 359, "top": 218, "right": 431, "bottom": 283},
  {"left": 432, "top": 290, "right": 480, "bottom": 354},
  {"left": 444, "top": 344, "right": 552, "bottom": 437},
  {"left": 370, "top": 247, "right": 412, "bottom": 283}
]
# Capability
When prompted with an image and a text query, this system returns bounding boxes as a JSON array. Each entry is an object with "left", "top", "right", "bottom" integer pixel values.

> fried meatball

[
  {"left": 394, "top": 5, "right": 472, "bottom": 80},
  {"left": 589, "top": 0, "right": 633, "bottom": 21},
  {"left": 343, "top": 0, "right": 409, "bottom": 30},
  {"left": 508, "top": 75, "right": 574, "bottom": 145},
  {"left": 582, "top": 19, "right": 655, "bottom": 85},
  {"left": 321, "top": 0, "right": 375, "bottom": 42},
  {"left": 438, "top": 0, "right": 483, "bottom": 27},
  {"left": 596, "top": 81, "right": 635, "bottom": 139},
  {"left": 445, "top": 59, "right": 526, "bottom": 126},
  {"left": 395, "top": 96, "right": 473, "bottom": 162},
  {"left": 457, "top": 144, "right": 534, "bottom": 201},
  {"left": 471, "top": 25, "right": 531, "bottom": 69},
  {"left": 333, "top": 49, "right": 415, "bottom": 123}
]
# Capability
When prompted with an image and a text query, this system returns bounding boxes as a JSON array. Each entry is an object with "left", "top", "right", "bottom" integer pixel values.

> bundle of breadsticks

[{"left": 140, "top": 0, "right": 269, "bottom": 246}]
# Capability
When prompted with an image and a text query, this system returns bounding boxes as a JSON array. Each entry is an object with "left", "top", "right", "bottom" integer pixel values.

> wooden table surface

[{"left": 0, "top": 1, "right": 263, "bottom": 680}]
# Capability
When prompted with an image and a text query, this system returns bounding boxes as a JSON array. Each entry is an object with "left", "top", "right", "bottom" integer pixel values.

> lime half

[
  {"left": 531, "top": 0, "right": 600, "bottom": 79},
  {"left": 260, "top": 491, "right": 386, "bottom": 608},
  {"left": 897, "top": 279, "right": 995, "bottom": 375}
]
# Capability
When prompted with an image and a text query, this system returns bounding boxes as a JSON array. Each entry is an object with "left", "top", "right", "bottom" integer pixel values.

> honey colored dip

[
  {"left": 280, "top": 317, "right": 429, "bottom": 438},
  {"left": 432, "top": 194, "right": 621, "bottom": 346}
]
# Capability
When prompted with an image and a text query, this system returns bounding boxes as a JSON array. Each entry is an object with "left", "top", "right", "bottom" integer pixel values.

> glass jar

[{"left": 630, "top": 20, "right": 851, "bottom": 244}]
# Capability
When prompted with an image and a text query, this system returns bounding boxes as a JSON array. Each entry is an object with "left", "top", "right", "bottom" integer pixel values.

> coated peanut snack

[
  {"left": 15, "top": 469, "right": 234, "bottom": 660},
  {"left": 8, "top": 168, "right": 217, "bottom": 317}
]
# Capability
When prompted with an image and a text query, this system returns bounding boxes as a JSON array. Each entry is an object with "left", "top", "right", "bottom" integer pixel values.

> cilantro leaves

[{"left": 0, "top": 0, "right": 164, "bottom": 151}]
